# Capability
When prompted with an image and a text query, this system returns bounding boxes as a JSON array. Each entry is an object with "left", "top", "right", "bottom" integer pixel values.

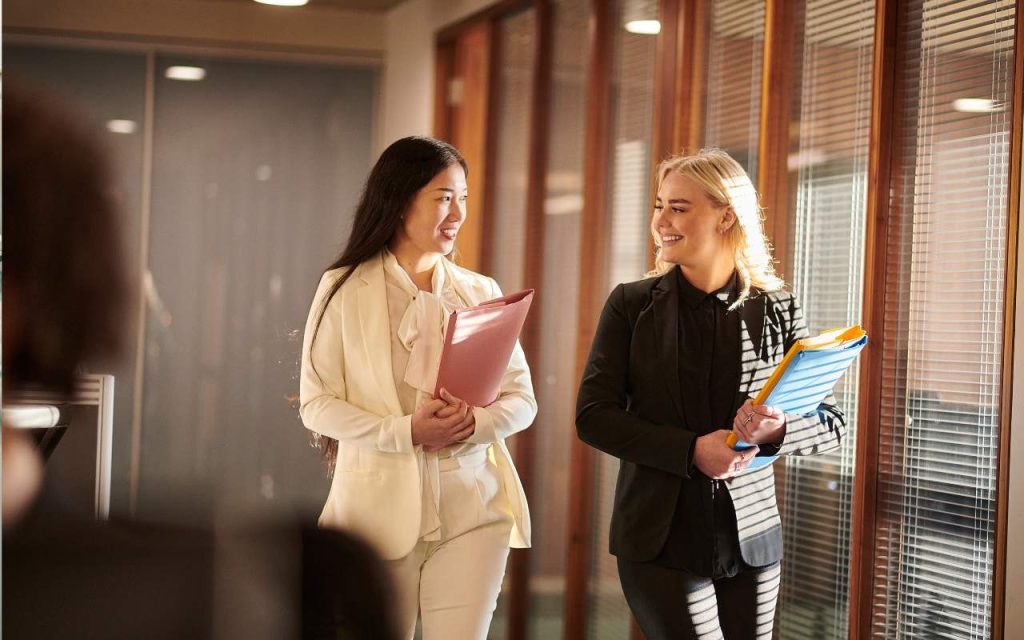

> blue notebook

[{"left": 729, "top": 326, "right": 868, "bottom": 470}]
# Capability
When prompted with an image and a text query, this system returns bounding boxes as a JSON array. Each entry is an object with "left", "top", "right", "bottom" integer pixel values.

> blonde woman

[
  {"left": 576, "top": 149, "right": 846, "bottom": 639},
  {"left": 300, "top": 137, "right": 536, "bottom": 639}
]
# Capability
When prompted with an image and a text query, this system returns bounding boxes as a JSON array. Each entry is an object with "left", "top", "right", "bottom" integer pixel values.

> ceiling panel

[{"left": 195, "top": 0, "right": 408, "bottom": 13}]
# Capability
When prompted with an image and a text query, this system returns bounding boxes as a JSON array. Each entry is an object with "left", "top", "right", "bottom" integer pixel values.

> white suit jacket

[{"left": 299, "top": 252, "right": 536, "bottom": 559}]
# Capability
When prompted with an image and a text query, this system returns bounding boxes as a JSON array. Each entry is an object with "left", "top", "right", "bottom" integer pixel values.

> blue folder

[{"left": 731, "top": 331, "right": 867, "bottom": 470}]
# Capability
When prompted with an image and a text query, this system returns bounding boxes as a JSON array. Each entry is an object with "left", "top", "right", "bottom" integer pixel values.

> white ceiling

[{"left": 199, "top": 0, "right": 408, "bottom": 12}]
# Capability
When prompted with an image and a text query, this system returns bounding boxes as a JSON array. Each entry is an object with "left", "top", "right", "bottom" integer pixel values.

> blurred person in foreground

[{"left": 2, "top": 81, "right": 401, "bottom": 640}]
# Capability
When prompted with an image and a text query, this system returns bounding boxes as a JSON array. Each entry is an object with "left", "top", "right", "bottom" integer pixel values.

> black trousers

[{"left": 617, "top": 557, "right": 781, "bottom": 640}]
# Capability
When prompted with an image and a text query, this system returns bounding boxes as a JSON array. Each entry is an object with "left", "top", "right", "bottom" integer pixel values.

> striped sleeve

[{"left": 775, "top": 294, "right": 847, "bottom": 457}]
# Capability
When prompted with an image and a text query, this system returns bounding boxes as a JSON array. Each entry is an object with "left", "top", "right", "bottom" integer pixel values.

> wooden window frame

[
  {"left": 993, "top": 0, "right": 1023, "bottom": 638},
  {"left": 757, "top": 0, "right": 795, "bottom": 279},
  {"left": 657, "top": 1, "right": 1023, "bottom": 639},
  {"left": 433, "top": 4, "right": 544, "bottom": 639},
  {"left": 561, "top": 0, "right": 613, "bottom": 637},
  {"left": 847, "top": 0, "right": 899, "bottom": 637},
  {"left": 501, "top": 1, "right": 552, "bottom": 638},
  {"left": 847, "top": 1, "right": 1023, "bottom": 639},
  {"left": 434, "top": 0, "right": 1023, "bottom": 637}
]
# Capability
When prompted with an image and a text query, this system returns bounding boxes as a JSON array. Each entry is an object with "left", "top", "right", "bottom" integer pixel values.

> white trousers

[{"left": 389, "top": 450, "right": 514, "bottom": 640}]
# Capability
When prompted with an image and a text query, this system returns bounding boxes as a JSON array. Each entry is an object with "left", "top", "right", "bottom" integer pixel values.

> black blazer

[{"left": 576, "top": 269, "right": 846, "bottom": 565}]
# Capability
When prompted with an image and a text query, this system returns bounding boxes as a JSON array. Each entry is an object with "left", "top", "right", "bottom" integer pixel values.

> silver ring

[{"left": 743, "top": 411, "right": 755, "bottom": 425}]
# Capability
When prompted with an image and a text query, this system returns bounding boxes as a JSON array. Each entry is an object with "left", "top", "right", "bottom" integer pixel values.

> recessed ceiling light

[
  {"left": 165, "top": 66, "right": 207, "bottom": 81},
  {"left": 952, "top": 98, "right": 1003, "bottom": 113},
  {"left": 106, "top": 119, "right": 138, "bottom": 134},
  {"left": 254, "top": 0, "right": 309, "bottom": 6},
  {"left": 625, "top": 20, "right": 661, "bottom": 35}
]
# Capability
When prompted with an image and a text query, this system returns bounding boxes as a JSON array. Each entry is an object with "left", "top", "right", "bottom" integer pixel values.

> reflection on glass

[
  {"left": 138, "top": 56, "right": 376, "bottom": 524},
  {"left": 107, "top": 119, "right": 139, "bottom": 134},
  {"left": 164, "top": 65, "right": 207, "bottom": 81},
  {"left": 3, "top": 47, "right": 377, "bottom": 525},
  {"left": 624, "top": 20, "right": 661, "bottom": 35},
  {"left": 4, "top": 44, "right": 149, "bottom": 516}
]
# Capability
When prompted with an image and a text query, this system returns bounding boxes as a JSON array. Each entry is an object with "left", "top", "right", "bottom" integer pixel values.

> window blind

[
  {"left": 490, "top": 10, "right": 537, "bottom": 638},
  {"left": 525, "top": 0, "right": 590, "bottom": 635},
  {"left": 782, "top": 1, "right": 875, "bottom": 639},
  {"left": 489, "top": 9, "right": 536, "bottom": 297},
  {"left": 587, "top": 1, "right": 658, "bottom": 637},
  {"left": 872, "top": 1, "right": 1016, "bottom": 638},
  {"left": 703, "top": 0, "right": 765, "bottom": 178}
]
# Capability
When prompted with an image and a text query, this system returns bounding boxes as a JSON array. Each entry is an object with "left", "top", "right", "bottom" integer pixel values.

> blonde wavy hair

[{"left": 647, "top": 148, "right": 784, "bottom": 305}]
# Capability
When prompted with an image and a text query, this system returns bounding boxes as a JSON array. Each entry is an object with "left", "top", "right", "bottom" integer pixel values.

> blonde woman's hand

[
  {"left": 693, "top": 429, "right": 759, "bottom": 479},
  {"left": 412, "top": 388, "right": 476, "bottom": 452},
  {"left": 732, "top": 399, "right": 785, "bottom": 446}
]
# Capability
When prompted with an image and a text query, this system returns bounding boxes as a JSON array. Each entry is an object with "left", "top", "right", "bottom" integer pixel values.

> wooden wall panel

[
  {"left": 563, "top": 0, "right": 612, "bottom": 635},
  {"left": 505, "top": 2, "right": 552, "bottom": 638},
  {"left": 447, "top": 21, "right": 494, "bottom": 273},
  {"left": 756, "top": 0, "right": 795, "bottom": 277}
]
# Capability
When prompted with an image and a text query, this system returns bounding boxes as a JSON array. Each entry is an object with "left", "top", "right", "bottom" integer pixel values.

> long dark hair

[{"left": 309, "top": 136, "right": 468, "bottom": 471}]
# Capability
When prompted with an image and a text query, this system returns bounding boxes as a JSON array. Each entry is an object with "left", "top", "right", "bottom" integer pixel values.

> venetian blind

[
  {"left": 703, "top": 0, "right": 765, "bottom": 178},
  {"left": 489, "top": 9, "right": 537, "bottom": 637},
  {"left": 872, "top": 1, "right": 1016, "bottom": 638},
  {"left": 781, "top": 1, "right": 875, "bottom": 639},
  {"left": 586, "top": 1, "right": 658, "bottom": 638},
  {"left": 525, "top": 0, "right": 590, "bottom": 635},
  {"left": 489, "top": 9, "right": 536, "bottom": 297}
]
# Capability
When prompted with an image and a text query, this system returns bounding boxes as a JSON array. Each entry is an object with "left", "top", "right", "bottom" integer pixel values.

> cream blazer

[{"left": 299, "top": 252, "right": 536, "bottom": 560}]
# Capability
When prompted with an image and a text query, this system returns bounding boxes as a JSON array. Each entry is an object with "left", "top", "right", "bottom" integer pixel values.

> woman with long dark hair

[
  {"left": 299, "top": 136, "right": 536, "bottom": 639},
  {"left": 576, "top": 149, "right": 847, "bottom": 639}
]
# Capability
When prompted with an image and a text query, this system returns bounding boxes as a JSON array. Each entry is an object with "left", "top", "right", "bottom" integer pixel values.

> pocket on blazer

[
  {"left": 336, "top": 444, "right": 400, "bottom": 474},
  {"left": 320, "top": 470, "right": 382, "bottom": 528},
  {"left": 335, "top": 444, "right": 363, "bottom": 473}
]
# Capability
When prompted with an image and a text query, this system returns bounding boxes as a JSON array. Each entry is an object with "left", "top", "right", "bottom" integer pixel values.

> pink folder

[{"left": 433, "top": 289, "right": 535, "bottom": 407}]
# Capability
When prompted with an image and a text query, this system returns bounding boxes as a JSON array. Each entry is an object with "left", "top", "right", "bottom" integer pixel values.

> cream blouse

[{"left": 381, "top": 249, "right": 489, "bottom": 540}]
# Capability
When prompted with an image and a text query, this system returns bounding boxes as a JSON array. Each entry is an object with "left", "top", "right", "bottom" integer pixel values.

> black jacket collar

[
  {"left": 650, "top": 268, "right": 767, "bottom": 423},
  {"left": 675, "top": 267, "right": 740, "bottom": 310}
]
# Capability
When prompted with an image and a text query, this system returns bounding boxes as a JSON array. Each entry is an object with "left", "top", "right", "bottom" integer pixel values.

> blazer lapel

[
  {"left": 651, "top": 271, "right": 688, "bottom": 426},
  {"left": 738, "top": 293, "right": 768, "bottom": 397},
  {"left": 356, "top": 254, "right": 405, "bottom": 416}
]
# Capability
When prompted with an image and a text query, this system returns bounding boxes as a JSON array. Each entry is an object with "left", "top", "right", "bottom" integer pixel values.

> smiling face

[
  {"left": 392, "top": 163, "right": 467, "bottom": 260},
  {"left": 652, "top": 170, "right": 736, "bottom": 274}
]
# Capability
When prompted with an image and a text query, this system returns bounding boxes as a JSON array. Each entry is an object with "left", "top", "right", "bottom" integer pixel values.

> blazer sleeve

[
  {"left": 774, "top": 294, "right": 847, "bottom": 457},
  {"left": 298, "top": 272, "right": 414, "bottom": 454},
  {"left": 464, "top": 278, "right": 538, "bottom": 444},
  {"left": 575, "top": 283, "right": 697, "bottom": 478}
]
